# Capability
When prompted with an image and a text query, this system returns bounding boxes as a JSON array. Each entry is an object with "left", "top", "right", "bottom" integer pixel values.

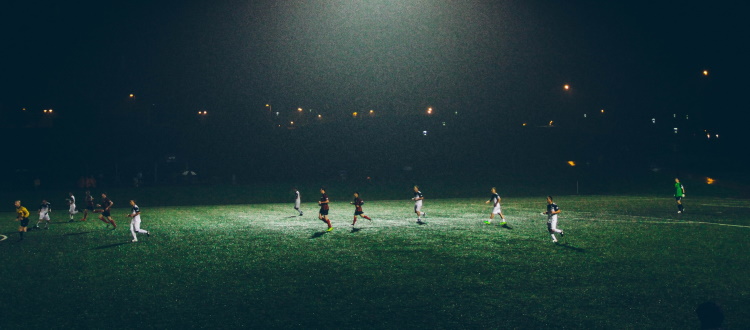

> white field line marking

[{"left": 565, "top": 217, "right": 750, "bottom": 229}]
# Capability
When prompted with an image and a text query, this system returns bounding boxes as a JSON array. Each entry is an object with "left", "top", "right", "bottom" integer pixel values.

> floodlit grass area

[{"left": 1, "top": 195, "right": 748, "bottom": 328}]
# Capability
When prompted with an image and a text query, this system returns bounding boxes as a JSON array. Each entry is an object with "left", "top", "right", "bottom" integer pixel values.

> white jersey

[
  {"left": 294, "top": 190, "right": 301, "bottom": 208},
  {"left": 131, "top": 204, "right": 141, "bottom": 221}
]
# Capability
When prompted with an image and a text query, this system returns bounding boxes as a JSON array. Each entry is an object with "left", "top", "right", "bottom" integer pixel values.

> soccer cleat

[
  {"left": 300, "top": 212, "right": 304, "bottom": 216},
  {"left": 484, "top": 221, "right": 491, "bottom": 224},
  {"left": 552, "top": 239, "right": 558, "bottom": 243},
  {"left": 131, "top": 239, "right": 138, "bottom": 243},
  {"left": 499, "top": 221, "right": 507, "bottom": 226},
  {"left": 326, "top": 227, "right": 334, "bottom": 232},
  {"left": 677, "top": 211, "right": 682, "bottom": 214},
  {"left": 146, "top": 231, "right": 150, "bottom": 237},
  {"left": 34, "top": 225, "right": 40, "bottom": 229},
  {"left": 560, "top": 230, "right": 564, "bottom": 237}
]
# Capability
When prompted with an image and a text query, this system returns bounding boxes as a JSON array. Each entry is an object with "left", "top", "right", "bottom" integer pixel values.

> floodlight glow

[
  {"left": 563, "top": 84, "right": 570, "bottom": 90},
  {"left": 317, "top": 114, "right": 322, "bottom": 118},
  {"left": 703, "top": 70, "right": 709, "bottom": 76},
  {"left": 600, "top": 109, "right": 604, "bottom": 113},
  {"left": 427, "top": 107, "right": 433, "bottom": 115},
  {"left": 352, "top": 112, "right": 358, "bottom": 117},
  {"left": 567, "top": 161, "right": 576, "bottom": 167},
  {"left": 706, "top": 177, "right": 715, "bottom": 185},
  {"left": 369, "top": 110, "right": 374, "bottom": 115},
  {"left": 129, "top": 93, "right": 134, "bottom": 98}
]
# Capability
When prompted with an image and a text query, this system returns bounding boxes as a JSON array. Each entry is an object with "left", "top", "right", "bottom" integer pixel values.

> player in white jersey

[
  {"left": 127, "top": 200, "right": 150, "bottom": 242},
  {"left": 293, "top": 188, "right": 303, "bottom": 216},
  {"left": 412, "top": 186, "right": 426, "bottom": 224},
  {"left": 67, "top": 192, "right": 79, "bottom": 222},
  {"left": 542, "top": 196, "right": 564, "bottom": 243},
  {"left": 36, "top": 199, "right": 52, "bottom": 229},
  {"left": 484, "top": 187, "right": 507, "bottom": 226}
]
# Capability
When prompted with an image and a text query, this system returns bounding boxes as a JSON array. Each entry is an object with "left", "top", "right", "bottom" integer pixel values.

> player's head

[
  {"left": 129, "top": 200, "right": 136, "bottom": 206},
  {"left": 491, "top": 187, "right": 497, "bottom": 194},
  {"left": 42, "top": 199, "right": 47, "bottom": 203},
  {"left": 353, "top": 192, "right": 359, "bottom": 198},
  {"left": 14, "top": 200, "right": 21, "bottom": 207},
  {"left": 320, "top": 187, "right": 326, "bottom": 194},
  {"left": 675, "top": 178, "right": 680, "bottom": 183},
  {"left": 413, "top": 185, "right": 419, "bottom": 192},
  {"left": 101, "top": 193, "right": 107, "bottom": 198},
  {"left": 547, "top": 196, "right": 554, "bottom": 204}
]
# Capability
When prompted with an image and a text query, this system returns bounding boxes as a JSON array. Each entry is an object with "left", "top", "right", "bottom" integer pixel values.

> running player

[
  {"left": 97, "top": 193, "right": 117, "bottom": 229},
  {"left": 674, "top": 178, "right": 686, "bottom": 214},
  {"left": 350, "top": 192, "right": 372, "bottom": 227},
  {"left": 318, "top": 187, "right": 333, "bottom": 231},
  {"left": 293, "top": 187, "right": 303, "bottom": 216},
  {"left": 542, "top": 196, "right": 564, "bottom": 243},
  {"left": 67, "top": 192, "right": 78, "bottom": 222},
  {"left": 81, "top": 190, "right": 95, "bottom": 221},
  {"left": 127, "top": 200, "right": 150, "bottom": 242},
  {"left": 15, "top": 200, "right": 30, "bottom": 241},
  {"left": 36, "top": 199, "right": 51, "bottom": 230},
  {"left": 484, "top": 187, "right": 507, "bottom": 226},
  {"left": 412, "top": 185, "right": 426, "bottom": 224}
]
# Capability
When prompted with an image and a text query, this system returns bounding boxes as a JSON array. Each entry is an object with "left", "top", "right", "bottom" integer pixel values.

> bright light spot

[
  {"left": 22, "top": 108, "right": 26, "bottom": 111},
  {"left": 673, "top": 114, "right": 677, "bottom": 118},
  {"left": 454, "top": 111, "right": 458, "bottom": 115},
  {"left": 567, "top": 161, "right": 576, "bottom": 167},
  {"left": 707, "top": 133, "right": 711, "bottom": 139},
  {"left": 686, "top": 115, "right": 689, "bottom": 120},
  {"left": 369, "top": 109, "right": 374, "bottom": 114},
  {"left": 652, "top": 118, "right": 656, "bottom": 124},
  {"left": 422, "top": 130, "right": 428, "bottom": 136},
  {"left": 442, "top": 122, "right": 446, "bottom": 127},
  {"left": 706, "top": 177, "right": 715, "bottom": 185},
  {"left": 275, "top": 112, "right": 279, "bottom": 116},
  {"left": 600, "top": 109, "right": 605, "bottom": 113},
  {"left": 426, "top": 107, "right": 433, "bottom": 115},
  {"left": 703, "top": 70, "right": 709, "bottom": 76},
  {"left": 563, "top": 84, "right": 570, "bottom": 90},
  {"left": 352, "top": 112, "right": 358, "bottom": 117},
  {"left": 549, "top": 120, "right": 554, "bottom": 126},
  {"left": 265, "top": 104, "right": 270, "bottom": 107},
  {"left": 716, "top": 134, "right": 719, "bottom": 138},
  {"left": 522, "top": 123, "right": 527, "bottom": 126},
  {"left": 674, "top": 127, "right": 678, "bottom": 134},
  {"left": 290, "top": 121, "right": 294, "bottom": 125},
  {"left": 129, "top": 93, "right": 134, "bottom": 98},
  {"left": 297, "top": 108, "right": 303, "bottom": 112},
  {"left": 317, "top": 114, "right": 322, "bottom": 118},
  {"left": 583, "top": 114, "right": 587, "bottom": 118}
]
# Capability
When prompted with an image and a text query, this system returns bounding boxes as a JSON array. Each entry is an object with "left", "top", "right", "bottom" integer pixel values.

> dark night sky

[{"left": 1, "top": 0, "right": 748, "bottom": 184}]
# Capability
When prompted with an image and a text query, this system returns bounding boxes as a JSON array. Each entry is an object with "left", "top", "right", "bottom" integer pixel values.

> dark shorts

[
  {"left": 86, "top": 204, "right": 95, "bottom": 211},
  {"left": 675, "top": 196, "right": 682, "bottom": 201},
  {"left": 354, "top": 210, "right": 364, "bottom": 216},
  {"left": 101, "top": 210, "right": 111, "bottom": 217},
  {"left": 319, "top": 209, "right": 329, "bottom": 216},
  {"left": 20, "top": 218, "right": 29, "bottom": 227}
]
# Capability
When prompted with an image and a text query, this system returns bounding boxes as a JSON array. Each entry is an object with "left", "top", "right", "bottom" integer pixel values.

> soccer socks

[
  {"left": 363, "top": 215, "right": 371, "bottom": 220},
  {"left": 678, "top": 204, "right": 684, "bottom": 212},
  {"left": 352, "top": 217, "right": 357, "bottom": 226},
  {"left": 110, "top": 219, "right": 117, "bottom": 229}
]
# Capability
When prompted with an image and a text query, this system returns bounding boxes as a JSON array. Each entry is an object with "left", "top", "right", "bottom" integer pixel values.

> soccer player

[
  {"left": 350, "top": 192, "right": 372, "bottom": 227},
  {"left": 484, "top": 187, "right": 507, "bottom": 226},
  {"left": 318, "top": 187, "right": 333, "bottom": 232},
  {"left": 15, "top": 200, "right": 30, "bottom": 241},
  {"left": 81, "top": 190, "right": 95, "bottom": 221},
  {"left": 412, "top": 185, "right": 426, "bottom": 224},
  {"left": 126, "top": 200, "right": 150, "bottom": 242},
  {"left": 542, "top": 196, "right": 564, "bottom": 243},
  {"left": 36, "top": 199, "right": 52, "bottom": 230},
  {"left": 97, "top": 193, "right": 117, "bottom": 229},
  {"left": 293, "top": 187, "right": 303, "bottom": 216},
  {"left": 67, "top": 192, "right": 78, "bottom": 222},
  {"left": 674, "top": 178, "right": 686, "bottom": 214}
]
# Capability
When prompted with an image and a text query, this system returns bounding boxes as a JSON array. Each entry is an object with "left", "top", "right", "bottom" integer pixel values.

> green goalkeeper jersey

[{"left": 675, "top": 182, "right": 684, "bottom": 197}]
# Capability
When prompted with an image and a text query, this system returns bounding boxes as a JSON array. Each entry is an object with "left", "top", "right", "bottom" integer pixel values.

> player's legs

[
  {"left": 108, "top": 216, "right": 117, "bottom": 229},
  {"left": 361, "top": 214, "right": 371, "bottom": 220},
  {"left": 352, "top": 215, "right": 357, "bottom": 226},
  {"left": 324, "top": 215, "right": 332, "bottom": 230}
]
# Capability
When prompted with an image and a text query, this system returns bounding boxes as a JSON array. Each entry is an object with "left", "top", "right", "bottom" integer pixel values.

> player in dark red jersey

[
  {"left": 318, "top": 187, "right": 333, "bottom": 232},
  {"left": 97, "top": 193, "right": 117, "bottom": 229},
  {"left": 81, "top": 190, "right": 95, "bottom": 221},
  {"left": 350, "top": 192, "right": 372, "bottom": 227}
]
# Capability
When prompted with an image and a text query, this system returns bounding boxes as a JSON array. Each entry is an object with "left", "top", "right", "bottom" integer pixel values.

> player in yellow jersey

[{"left": 15, "top": 200, "right": 30, "bottom": 241}]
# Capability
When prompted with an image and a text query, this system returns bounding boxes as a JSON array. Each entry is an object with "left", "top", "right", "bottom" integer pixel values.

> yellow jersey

[{"left": 16, "top": 206, "right": 30, "bottom": 219}]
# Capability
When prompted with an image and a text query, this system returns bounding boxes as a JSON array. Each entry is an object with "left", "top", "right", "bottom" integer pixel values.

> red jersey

[{"left": 319, "top": 194, "right": 329, "bottom": 210}]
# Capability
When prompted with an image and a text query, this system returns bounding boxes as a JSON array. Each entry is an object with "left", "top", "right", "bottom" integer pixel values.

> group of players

[
  {"left": 12, "top": 191, "right": 150, "bottom": 242},
  {"left": 12, "top": 178, "right": 687, "bottom": 244},
  {"left": 295, "top": 185, "right": 567, "bottom": 243}
]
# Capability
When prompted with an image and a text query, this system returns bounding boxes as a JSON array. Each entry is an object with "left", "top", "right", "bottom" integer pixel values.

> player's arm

[
  {"left": 106, "top": 201, "right": 113, "bottom": 211},
  {"left": 319, "top": 198, "right": 329, "bottom": 205}
]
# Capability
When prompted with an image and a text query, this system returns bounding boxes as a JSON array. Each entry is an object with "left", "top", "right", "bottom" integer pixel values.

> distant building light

[
  {"left": 369, "top": 109, "right": 374, "bottom": 115},
  {"left": 317, "top": 114, "right": 322, "bottom": 118},
  {"left": 422, "top": 130, "right": 428, "bottom": 136},
  {"left": 563, "top": 84, "right": 570, "bottom": 90},
  {"left": 674, "top": 127, "right": 678, "bottom": 134},
  {"left": 707, "top": 133, "right": 711, "bottom": 139},
  {"left": 522, "top": 123, "right": 527, "bottom": 126},
  {"left": 716, "top": 134, "right": 719, "bottom": 138},
  {"left": 567, "top": 161, "right": 576, "bottom": 167},
  {"left": 600, "top": 109, "right": 604, "bottom": 113},
  {"left": 673, "top": 114, "right": 677, "bottom": 118},
  {"left": 442, "top": 122, "right": 446, "bottom": 127},
  {"left": 703, "top": 70, "right": 709, "bottom": 76},
  {"left": 454, "top": 111, "right": 458, "bottom": 115},
  {"left": 686, "top": 115, "right": 689, "bottom": 120},
  {"left": 583, "top": 114, "right": 587, "bottom": 118},
  {"left": 275, "top": 112, "right": 279, "bottom": 116},
  {"left": 426, "top": 107, "right": 433, "bottom": 115},
  {"left": 352, "top": 112, "right": 358, "bottom": 117},
  {"left": 297, "top": 108, "right": 303, "bottom": 112},
  {"left": 290, "top": 121, "right": 294, "bottom": 125},
  {"left": 652, "top": 118, "right": 656, "bottom": 124},
  {"left": 706, "top": 177, "right": 715, "bottom": 185}
]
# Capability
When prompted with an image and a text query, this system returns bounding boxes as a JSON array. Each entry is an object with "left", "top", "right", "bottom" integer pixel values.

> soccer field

[{"left": 1, "top": 195, "right": 748, "bottom": 329}]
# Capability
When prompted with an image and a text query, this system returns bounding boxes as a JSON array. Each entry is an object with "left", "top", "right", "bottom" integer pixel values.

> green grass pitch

[{"left": 1, "top": 195, "right": 748, "bottom": 329}]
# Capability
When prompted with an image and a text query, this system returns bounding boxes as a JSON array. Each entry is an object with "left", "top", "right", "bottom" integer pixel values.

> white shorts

[
  {"left": 414, "top": 201, "right": 423, "bottom": 212},
  {"left": 69, "top": 204, "right": 77, "bottom": 213},
  {"left": 492, "top": 205, "right": 502, "bottom": 215},
  {"left": 295, "top": 200, "right": 301, "bottom": 209},
  {"left": 547, "top": 215, "right": 558, "bottom": 230},
  {"left": 39, "top": 212, "right": 50, "bottom": 221}
]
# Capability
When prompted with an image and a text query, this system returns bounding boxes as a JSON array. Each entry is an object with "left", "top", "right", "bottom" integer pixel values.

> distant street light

[
  {"left": 563, "top": 84, "right": 570, "bottom": 91},
  {"left": 703, "top": 70, "right": 709, "bottom": 76},
  {"left": 266, "top": 104, "right": 272, "bottom": 112},
  {"left": 426, "top": 107, "right": 433, "bottom": 115},
  {"left": 297, "top": 107, "right": 303, "bottom": 112}
]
